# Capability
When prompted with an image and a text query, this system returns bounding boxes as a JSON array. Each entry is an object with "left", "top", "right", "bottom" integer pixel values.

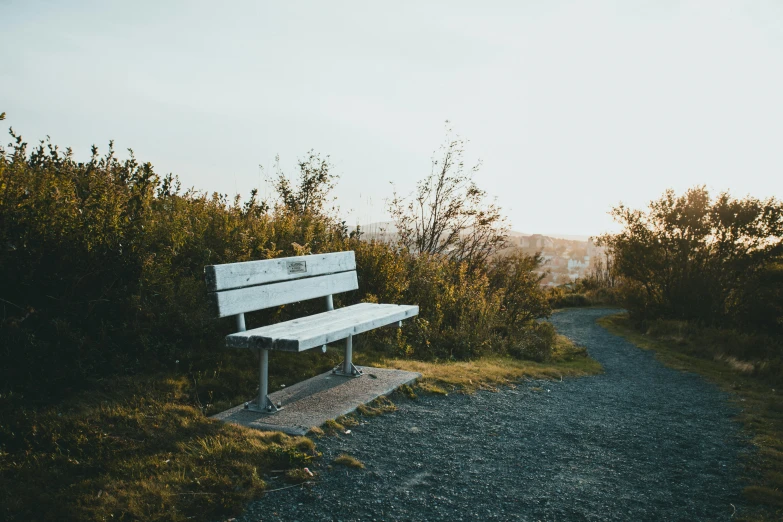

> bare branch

[{"left": 388, "top": 123, "right": 508, "bottom": 270}]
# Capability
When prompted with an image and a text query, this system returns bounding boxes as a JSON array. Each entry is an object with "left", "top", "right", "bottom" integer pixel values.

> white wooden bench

[{"left": 205, "top": 251, "right": 418, "bottom": 414}]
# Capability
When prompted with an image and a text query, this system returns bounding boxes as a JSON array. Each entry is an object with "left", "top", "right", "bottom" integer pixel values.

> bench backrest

[{"left": 205, "top": 251, "right": 358, "bottom": 318}]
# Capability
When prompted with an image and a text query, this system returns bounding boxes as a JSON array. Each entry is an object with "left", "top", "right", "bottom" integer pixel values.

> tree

[
  {"left": 270, "top": 150, "right": 345, "bottom": 253},
  {"left": 600, "top": 186, "right": 783, "bottom": 331},
  {"left": 389, "top": 123, "right": 509, "bottom": 272},
  {"left": 273, "top": 150, "right": 338, "bottom": 216},
  {"left": 584, "top": 246, "right": 615, "bottom": 289}
]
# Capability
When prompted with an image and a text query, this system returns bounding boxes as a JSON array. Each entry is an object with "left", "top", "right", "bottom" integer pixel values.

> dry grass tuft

[
  {"left": 307, "top": 426, "right": 325, "bottom": 438},
  {"left": 714, "top": 354, "right": 756, "bottom": 374},
  {"left": 336, "top": 414, "right": 360, "bottom": 427},
  {"left": 294, "top": 437, "right": 316, "bottom": 453},
  {"left": 399, "top": 383, "right": 418, "bottom": 400},
  {"left": 321, "top": 419, "right": 346, "bottom": 436},
  {"left": 332, "top": 454, "right": 365, "bottom": 469},
  {"left": 356, "top": 396, "right": 397, "bottom": 416}
]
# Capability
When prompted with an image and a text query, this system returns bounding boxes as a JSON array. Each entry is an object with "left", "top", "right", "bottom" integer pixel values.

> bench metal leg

[
  {"left": 259, "top": 348, "right": 269, "bottom": 407},
  {"left": 344, "top": 334, "right": 352, "bottom": 374},
  {"left": 237, "top": 313, "right": 281, "bottom": 414},
  {"left": 321, "top": 294, "right": 334, "bottom": 353},
  {"left": 245, "top": 348, "right": 282, "bottom": 414},
  {"left": 332, "top": 334, "right": 363, "bottom": 377}
]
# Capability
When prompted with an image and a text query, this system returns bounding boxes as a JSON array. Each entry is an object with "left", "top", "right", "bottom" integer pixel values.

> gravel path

[{"left": 237, "top": 308, "right": 749, "bottom": 521}]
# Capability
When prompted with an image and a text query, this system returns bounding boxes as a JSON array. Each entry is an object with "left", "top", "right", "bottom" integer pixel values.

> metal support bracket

[
  {"left": 332, "top": 334, "right": 362, "bottom": 377},
  {"left": 244, "top": 396, "right": 284, "bottom": 414},
  {"left": 332, "top": 362, "right": 363, "bottom": 377}
]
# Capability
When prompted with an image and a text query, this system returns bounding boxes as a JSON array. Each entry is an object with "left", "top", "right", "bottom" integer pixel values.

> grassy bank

[
  {"left": 382, "top": 334, "right": 602, "bottom": 394},
  {"left": 598, "top": 313, "right": 783, "bottom": 521},
  {"left": 0, "top": 375, "right": 318, "bottom": 522},
  {"left": 0, "top": 333, "right": 598, "bottom": 522}
]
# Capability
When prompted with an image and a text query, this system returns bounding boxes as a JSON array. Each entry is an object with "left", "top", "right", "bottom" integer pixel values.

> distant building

[
  {"left": 521, "top": 234, "right": 554, "bottom": 251},
  {"left": 567, "top": 258, "right": 589, "bottom": 270}
]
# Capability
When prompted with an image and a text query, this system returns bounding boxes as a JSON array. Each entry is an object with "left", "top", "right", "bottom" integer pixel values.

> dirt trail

[{"left": 237, "top": 308, "right": 749, "bottom": 521}]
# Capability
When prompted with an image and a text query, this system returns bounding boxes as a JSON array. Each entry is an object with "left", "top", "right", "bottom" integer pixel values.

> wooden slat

[
  {"left": 247, "top": 304, "right": 397, "bottom": 346},
  {"left": 205, "top": 251, "right": 356, "bottom": 292},
  {"left": 210, "top": 271, "right": 358, "bottom": 317},
  {"left": 225, "top": 303, "right": 378, "bottom": 348},
  {"left": 228, "top": 302, "right": 378, "bottom": 341},
  {"left": 270, "top": 304, "right": 419, "bottom": 352},
  {"left": 226, "top": 303, "right": 419, "bottom": 351},
  {"left": 276, "top": 304, "right": 406, "bottom": 343}
]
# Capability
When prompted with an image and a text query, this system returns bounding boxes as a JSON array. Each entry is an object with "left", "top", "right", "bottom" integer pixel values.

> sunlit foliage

[{"left": 600, "top": 186, "right": 783, "bottom": 332}]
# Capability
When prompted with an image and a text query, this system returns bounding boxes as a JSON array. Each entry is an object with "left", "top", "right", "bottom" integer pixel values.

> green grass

[{"left": 598, "top": 313, "right": 783, "bottom": 522}]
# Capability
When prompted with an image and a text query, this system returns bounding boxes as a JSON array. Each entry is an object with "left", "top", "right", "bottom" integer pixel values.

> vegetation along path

[{"left": 237, "top": 308, "right": 750, "bottom": 521}]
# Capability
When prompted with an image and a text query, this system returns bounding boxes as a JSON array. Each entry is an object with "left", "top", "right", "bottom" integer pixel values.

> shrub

[
  {"left": 582, "top": 286, "right": 621, "bottom": 306},
  {"left": 0, "top": 132, "right": 345, "bottom": 400},
  {"left": 549, "top": 292, "right": 592, "bottom": 308},
  {"left": 508, "top": 322, "right": 557, "bottom": 362},
  {"left": 489, "top": 251, "right": 550, "bottom": 326}
]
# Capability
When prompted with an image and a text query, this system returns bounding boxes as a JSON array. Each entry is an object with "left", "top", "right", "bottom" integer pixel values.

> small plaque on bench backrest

[
  {"left": 205, "top": 251, "right": 356, "bottom": 293},
  {"left": 287, "top": 260, "right": 307, "bottom": 274}
]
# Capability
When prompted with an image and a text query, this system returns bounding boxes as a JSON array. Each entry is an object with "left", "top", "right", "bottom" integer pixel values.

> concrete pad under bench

[{"left": 211, "top": 366, "right": 421, "bottom": 436}]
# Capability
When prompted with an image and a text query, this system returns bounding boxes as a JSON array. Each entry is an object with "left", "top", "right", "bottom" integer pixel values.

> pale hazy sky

[{"left": 3, "top": 0, "right": 782, "bottom": 237}]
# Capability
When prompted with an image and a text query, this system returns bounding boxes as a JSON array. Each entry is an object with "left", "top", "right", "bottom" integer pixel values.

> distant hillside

[
  {"left": 348, "top": 222, "right": 590, "bottom": 243},
  {"left": 535, "top": 233, "right": 590, "bottom": 242}
]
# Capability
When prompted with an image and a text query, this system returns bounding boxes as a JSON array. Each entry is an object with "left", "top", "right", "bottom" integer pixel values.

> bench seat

[{"left": 226, "top": 302, "right": 419, "bottom": 352}]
